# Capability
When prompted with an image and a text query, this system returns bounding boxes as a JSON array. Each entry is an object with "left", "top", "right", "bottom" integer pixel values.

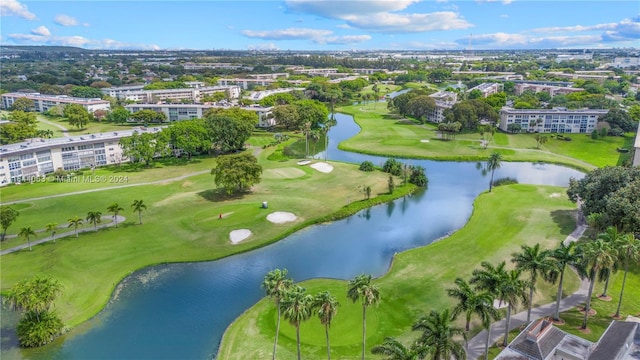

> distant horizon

[{"left": 1, "top": 1, "right": 638, "bottom": 51}]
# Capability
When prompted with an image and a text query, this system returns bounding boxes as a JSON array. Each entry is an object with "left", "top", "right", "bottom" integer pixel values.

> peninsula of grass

[
  {"left": 336, "top": 103, "right": 630, "bottom": 171},
  {"left": 218, "top": 184, "right": 584, "bottom": 359},
  {"left": 1, "top": 148, "right": 412, "bottom": 328}
]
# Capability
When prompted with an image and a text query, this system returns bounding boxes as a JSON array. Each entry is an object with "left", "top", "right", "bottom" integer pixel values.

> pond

[{"left": 0, "top": 112, "right": 584, "bottom": 360}]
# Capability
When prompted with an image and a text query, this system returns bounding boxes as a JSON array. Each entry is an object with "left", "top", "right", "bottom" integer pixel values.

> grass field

[
  {"left": 218, "top": 184, "right": 585, "bottom": 359},
  {"left": 0, "top": 147, "right": 411, "bottom": 328},
  {"left": 337, "top": 103, "right": 631, "bottom": 171}
]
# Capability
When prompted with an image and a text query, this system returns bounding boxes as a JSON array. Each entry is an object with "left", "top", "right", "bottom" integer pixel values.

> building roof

[
  {"left": 1, "top": 92, "right": 109, "bottom": 105},
  {"left": 588, "top": 321, "right": 638, "bottom": 360},
  {"left": 509, "top": 319, "right": 568, "bottom": 359},
  {"left": 500, "top": 107, "right": 609, "bottom": 114}
]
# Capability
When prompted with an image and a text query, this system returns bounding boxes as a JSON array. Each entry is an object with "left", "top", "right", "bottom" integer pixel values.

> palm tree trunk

[
  {"left": 325, "top": 324, "right": 331, "bottom": 360},
  {"left": 489, "top": 170, "right": 495, "bottom": 192},
  {"left": 484, "top": 324, "right": 492, "bottom": 360},
  {"left": 273, "top": 305, "right": 281, "bottom": 360},
  {"left": 554, "top": 268, "right": 565, "bottom": 321},
  {"left": 296, "top": 324, "right": 301, "bottom": 360},
  {"left": 114, "top": 214, "right": 118, "bottom": 228},
  {"left": 75, "top": 226, "right": 79, "bottom": 238},
  {"left": 362, "top": 305, "right": 366, "bottom": 360},
  {"left": 52, "top": 232, "right": 56, "bottom": 242},
  {"left": 582, "top": 278, "right": 595, "bottom": 329},
  {"left": 600, "top": 275, "right": 610, "bottom": 297},
  {"left": 28, "top": 236, "right": 32, "bottom": 251},
  {"left": 139, "top": 211, "right": 142, "bottom": 225},
  {"left": 94, "top": 221, "right": 97, "bottom": 231},
  {"left": 503, "top": 306, "right": 512, "bottom": 347},
  {"left": 614, "top": 260, "right": 629, "bottom": 318},
  {"left": 527, "top": 285, "right": 534, "bottom": 323}
]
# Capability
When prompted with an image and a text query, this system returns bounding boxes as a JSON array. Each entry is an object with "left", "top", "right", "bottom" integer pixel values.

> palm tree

[
  {"left": 67, "top": 216, "right": 83, "bottom": 238},
  {"left": 470, "top": 261, "right": 508, "bottom": 306},
  {"left": 131, "top": 199, "right": 147, "bottom": 225},
  {"left": 614, "top": 233, "right": 640, "bottom": 318},
  {"left": 107, "top": 202, "right": 124, "bottom": 228},
  {"left": 549, "top": 242, "right": 579, "bottom": 321},
  {"left": 446, "top": 278, "right": 496, "bottom": 333},
  {"left": 412, "top": 308, "right": 466, "bottom": 360},
  {"left": 575, "top": 239, "right": 616, "bottom": 329},
  {"left": 315, "top": 291, "right": 339, "bottom": 360},
  {"left": 478, "top": 295, "right": 501, "bottom": 360},
  {"left": 19, "top": 226, "right": 36, "bottom": 251},
  {"left": 486, "top": 152, "right": 502, "bottom": 192},
  {"left": 511, "top": 243, "right": 555, "bottom": 323},
  {"left": 86, "top": 211, "right": 102, "bottom": 231},
  {"left": 262, "top": 268, "right": 293, "bottom": 360},
  {"left": 596, "top": 227, "right": 621, "bottom": 298},
  {"left": 371, "top": 337, "right": 431, "bottom": 360},
  {"left": 45, "top": 223, "right": 58, "bottom": 243},
  {"left": 347, "top": 274, "right": 381, "bottom": 360},
  {"left": 280, "top": 285, "right": 314, "bottom": 360}
]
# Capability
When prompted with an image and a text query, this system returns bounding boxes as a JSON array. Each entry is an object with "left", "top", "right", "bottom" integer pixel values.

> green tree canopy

[
  {"left": 63, "top": 104, "right": 91, "bottom": 129},
  {"left": 70, "top": 86, "right": 104, "bottom": 98},
  {"left": 204, "top": 108, "right": 258, "bottom": 153},
  {"left": 11, "top": 97, "right": 35, "bottom": 112},
  {"left": 1, "top": 206, "right": 20, "bottom": 242},
  {"left": 211, "top": 152, "right": 262, "bottom": 194},
  {"left": 164, "top": 120, "right": 211, "bottom": 158}
]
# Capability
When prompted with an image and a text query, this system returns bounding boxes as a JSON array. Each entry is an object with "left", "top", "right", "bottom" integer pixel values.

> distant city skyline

[{"left": 1, "top": 0, "right": 638, "bottom": 51}]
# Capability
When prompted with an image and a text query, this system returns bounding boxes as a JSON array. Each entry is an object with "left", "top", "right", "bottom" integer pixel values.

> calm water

[{"left": 1, "top": 112, "right": 584, "bottom": 360}]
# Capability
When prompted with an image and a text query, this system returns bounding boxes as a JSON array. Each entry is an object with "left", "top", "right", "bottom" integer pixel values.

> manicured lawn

[
  {"left": 1, "top": 149, "right": 410, "bottom": 327},
  {"left": 218, "top": 184, "right": 583, "bottom": 359},
  {"left": 44, "top": 114, "right": 137, "bottom": 135},
  {"left": 337, "top": 103, "right": 628, "bottom": 171}
]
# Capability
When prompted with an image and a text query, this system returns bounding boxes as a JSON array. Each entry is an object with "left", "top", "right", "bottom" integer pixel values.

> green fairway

[
  {"left": 337, "top": 103, "right": 629, "bottom": 171},
  {"left": 218, "top": 184, "right": 583, "bottom": 359},
  {"left": 1, "top": 151, "right": 410, "bottom": 328}
]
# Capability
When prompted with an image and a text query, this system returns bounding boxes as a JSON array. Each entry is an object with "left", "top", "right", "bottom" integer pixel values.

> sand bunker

[
  {"left": 420, "top": 139, "right": 430, "bottom": 143},
  {"left": 230, "top": 229, "right": 252, "bottom": 244},
  {"left": 297, "top": 160, "right": 312, "bottom": 166},
  {"left": 267, "top": 212, "right": 297, "bottom": 224},
  {"left": 549, "top": 193, "right": 562, "bottom": 198},
  {"left": 310, "top": 162, "right": 334, "bottom": 173},
  {"left": 262, "top": 167, "right": 306, "bottom": 179}
]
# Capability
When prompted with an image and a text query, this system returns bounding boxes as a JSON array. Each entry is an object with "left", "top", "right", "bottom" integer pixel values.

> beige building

[
  {"left": 466, "top": 83, "right": 503, "bottom": 98},
  {"left": 1, "top": 93, "right": 111, "bottom": 113},
  {"left": 515, "top": 83, "right": 585, "bottom": 97},
  {"left": 125, "top": 104, "right": 274, "bottom": 127}
]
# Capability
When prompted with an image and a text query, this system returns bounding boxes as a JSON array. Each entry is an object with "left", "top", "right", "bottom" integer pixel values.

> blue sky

[{"left": 1, "top": 0, "right": 638, "bottom": 50}]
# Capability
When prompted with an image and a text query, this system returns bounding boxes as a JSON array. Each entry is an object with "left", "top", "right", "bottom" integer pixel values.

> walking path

[
  {"left": 38, "top": 116, "right": 70, "bottom": 137},
  {"left": 466, "top": 211, "right": 589, "bottom": 360},
  {"left": 1, "top": 215, "right": 126, "bottom": 255},
  {"left": 1, "top": 170, "right": 210, "bottom": 205}
]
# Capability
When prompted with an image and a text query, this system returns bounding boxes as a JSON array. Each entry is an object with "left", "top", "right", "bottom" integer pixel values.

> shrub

[
  {"left": 591, "top": 130, "right": 599, "bottom": 140},
  {"left": 359, "top": 161, "right": 375, "bottom": 172},
  {"left": 492, "top": 177, "right": 519, "bottom": 187},
  {"left": 563, "top": 136, "right": 572, "bottom": 141},
  {"left": 382, "top": 158, "right": 402, "bottom": 176},
  {"left": 408, "top": 166, "right": 428, "bottom": 187},
  {"left": 16, "top": 310, "right": 65, "bottom": 347}
]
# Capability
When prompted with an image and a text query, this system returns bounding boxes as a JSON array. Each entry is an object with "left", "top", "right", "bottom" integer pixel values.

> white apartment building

[
  {"left": 102, "top": 85, "right": 240, "bottom": 102},
  {"left": 425, "top": 91, "right": 457, "bottom": 124},
  {"left": 515, "top": 83, "right": 584, "bottom": 97},
  {"left": 101, "top": 84, "right": 147, "bottom": 98},
  {"left": 499, "top": 107, "right": 608, "bottom": 134},
  {"left": 0, "top": 128, "right": 161, "bottom": 184},
  {"left": 244, "top": 88, "right": 305, "bottom": 102},
  {"left": 182, "top": 62, "right": 254, "bottom": 71},
  {"left": 612, "top": 57, "right": 640, "bottom": 68},
  {"left": 125, "top": 104, "right": 274, "bottom": 128},
  {"left": 247, "top": 73, "right": 289, "bottom": 80},
  {"left": 466, "top": 83, "right": 503, "bottom": 98},
  {"left": 633, "top": 121, "right": 640, "bottom": 167},
  {"left": 217, "top": 78, "right": 276, "bottom": 90},
  {"left": 1, "top": 93, "right": 111, "bottom": 113}
]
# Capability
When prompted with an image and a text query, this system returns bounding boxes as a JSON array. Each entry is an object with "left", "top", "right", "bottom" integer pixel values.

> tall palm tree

[
  {"left": 412, "top": 308, "right": 466, "bottom": 360},
  {"left": 470, "top": 261, "right": 508, "bottom": 307},
  {"left": 131, "top": 199, "right": 147, "bottom": 225},
  {"left": 446, "top": 278, "right": 496, "bottom": 333},
  {"left": 280, "top": 285, "right": 314, "bottom": 360},
  {"left": 19, "top": 226, "right": 36, "bottom": 251},
  {"left": 511, "top": 243, "right": 555, "bottom": 323},
  {"left": 614, "top": 233, "right": 640, "bottom": 318},
  {"left": 371, "top": 337, "right": 432, "bottom": 360},
  {"left": 549, "top": 241, "right": 579, "bottom": 321},
  {"left": 86, "top": 211, "right": 102, "bottom": 231},
  {"left": 261, "top": 268, "right": 293, "bottom": 360},
  {"left": 575, "top": 239, "right": 616, "bottom": 329},
  {"left": 486, "top": 152, "right": 502, "bottom": 192},
  {"left": 478, "top": 294, "right": 501, "bottom": 360},
  {"left": 67, "top": 216, "right": 83, "bottom": 238},
  {"left": 45, "top": 223, "right": 58, "bottom": 243},
  {"left": 347, "top": 274, "right": 381, "bottom": 360},
  {"left": 314, "top": 291, "right": 339, "bottom": 360},
  {"left": 107, "top": 202, "right": 124, "bottom": 228},
  {"left": 596, "top": 227, "right": 621, "bottom": 298}
]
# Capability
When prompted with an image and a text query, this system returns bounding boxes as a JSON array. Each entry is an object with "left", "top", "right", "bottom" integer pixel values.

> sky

[{"left": 1, "top": 0, "right": 639, "bottom": 51}]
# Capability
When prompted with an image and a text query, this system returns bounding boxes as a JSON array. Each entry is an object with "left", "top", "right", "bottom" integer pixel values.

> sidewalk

[
  {"left": 1, "top": 215, "right": 126, "bottom": 255},
  {"left": 466, "top": 210, "right": 588, "bottom": 360}
]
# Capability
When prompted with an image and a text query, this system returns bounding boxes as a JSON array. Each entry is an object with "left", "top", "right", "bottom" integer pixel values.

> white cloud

[
  {"left": 500, "top": 14, "right": 509, "bottom": 18},
  {"left": 533, "top": 23, "right": 618, "bottom": 33},
  {"left": 0, "top": 0, "right": 36, "bottom": 20},
  {"left": 390, "top": 40, "right": 459, "bottom": 49},
  {"left": 8, "top": 32, "right": 160, "bottom": 50},
  {"left": 532, "top": 16, "right": 639, "bottom": 43},
  {"left": 31, "top": 25, "right": 50, "bottom": 36},
  {"left": 242, "top": 28, "right": 333, "bottom": 41},
  {"left": 285, "top": 0, "right": 472, "bottom": 33},
  {"left": 476, "top": 0, "right": 513, "bottom": 4},
  {"left": 324, "top": 34, "right": 372, "bottom": 45},
  {"left": 247, "top": 43, "right": 280, "bottom": 50},
  {"left": 54, "top": 14, "right": 79, "bottom": 26}
]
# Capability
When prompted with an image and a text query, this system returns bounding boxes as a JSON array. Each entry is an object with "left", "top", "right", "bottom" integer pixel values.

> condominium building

[
  {"left": 1, "top": 93, "right": 111, "bottom": 113},
  {"left": 499, "top": 107, "right": 608, "bottom": 133},
  {"left": 124, "top": 103, "right": 274, "bottom": 127},
  {"left": 182, "top": 62, "right": 254, "bottom": 71},
  {"left": 612, "top": 57, "right": 640, "bottom": 68},
  {"left": 244, "top": 88, "right": 305, "bottom": 102},
  {"left": 0, "top": 128, "right": 161, "bottom": 184},
  {"left": 425, "top": 91, "right": 457, "bottom": 124},
  {"left": 466, "top": 83, "right": 503, "bottom": 98},
  {"left": 102, "top": 85, "right": 240, "bottom": 102},
  {"left": 633, "top": 121, "right": 640, "bottom": 166},
  {"left": 515, "top": 83, "right": 585, "bottom": 97},
  {"left": 101, "top": 84, "right": 147, "bottom": 98}
]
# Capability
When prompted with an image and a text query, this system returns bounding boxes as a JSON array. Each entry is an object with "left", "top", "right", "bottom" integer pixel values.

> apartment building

[
  {"left": 515, "top": 83, "right": 585, "bottom": 97},
  {"left": 425, "top": 91, "right": 457, "bottom": 124},
  {"left": 466, "top": 83, "right": 503, "bottom": 98},
  {"left": 634, "top": 121, "right": 640, "bottom": 166},
  {"left": 0, "top": 128, "right": 161, "bottom": 184},
  {"left": 101, "top": 85, "right": 240, "bottom": 102},
  {"left": 244, "top": 88, "right": 305, "bottom": 102},
  {"left": 499, "top": 107, "right": 608, "bottom": 133},
  {"left": 125, "top": 104, "right": 274, "bottom": 127},
  {"left": 1, "top": 93, "right": 111, "bottom": 113},
  {"left": 612, "top": 57, "right": 640, "bottom": 68}
]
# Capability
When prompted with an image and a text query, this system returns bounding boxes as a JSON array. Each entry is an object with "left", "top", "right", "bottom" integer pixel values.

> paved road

[
  {"left": 466, "top": 210, "right": 588, "bottom": 360},
  {"left": 1, "top": 215, "right": 127, "bottom": 255},
  {"left": 1, "top": 170, "right": 210, "bottom": 205}
]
